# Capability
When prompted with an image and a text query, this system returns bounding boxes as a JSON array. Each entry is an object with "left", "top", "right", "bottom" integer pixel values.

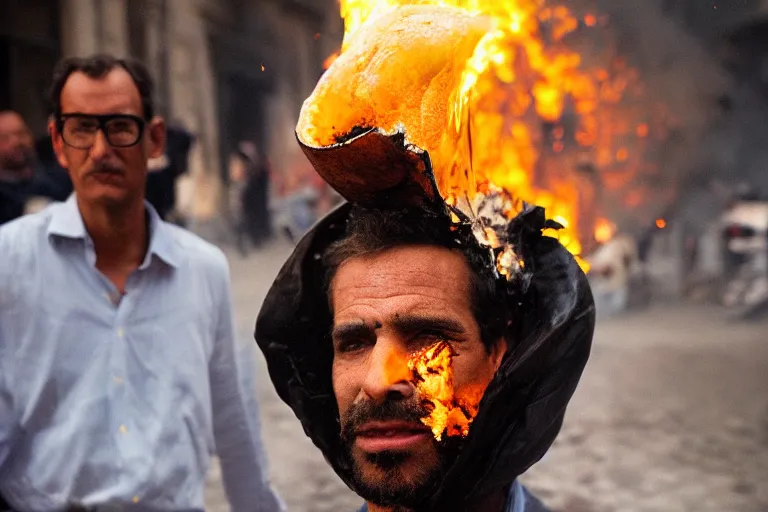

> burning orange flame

[
  {"left": 408, "top": 341, "right": 481, "bottom": 441},
  {"left": 594, "top": 217, "right": 616, "bottom": 243},
  {"left": 306, "top": 0, "right": 660, "bottom": 270}
]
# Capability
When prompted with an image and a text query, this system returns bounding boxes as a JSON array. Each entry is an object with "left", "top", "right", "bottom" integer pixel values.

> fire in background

[{"left": 316, "top": 0, "right": 681, "bottom": 256}]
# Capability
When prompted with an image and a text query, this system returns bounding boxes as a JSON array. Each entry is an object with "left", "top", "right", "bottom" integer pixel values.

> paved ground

[{"left": 204, "top": 241, "right": 768, "bottom": 512}]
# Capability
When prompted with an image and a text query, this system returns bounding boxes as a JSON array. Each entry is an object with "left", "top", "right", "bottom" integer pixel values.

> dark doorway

[
  {"left": 220, "top": 74, "right": 268, "bottom": 166},
  {"left": 0, "top": 0, "right": 61, "bottom": 136},
  {"left": 209, "top": 31, "right": 273, "bottom": 184}
]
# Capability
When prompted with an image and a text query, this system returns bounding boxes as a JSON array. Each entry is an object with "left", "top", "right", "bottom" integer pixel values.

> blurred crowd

[
  {"left": 226, "top": 141, "right": 342, "bottom": 255},
  {"left": 586, "top": 181, "right": 768, "bottom": 320}
]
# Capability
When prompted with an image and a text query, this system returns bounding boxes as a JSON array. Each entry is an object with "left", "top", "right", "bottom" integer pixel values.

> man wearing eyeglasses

[{"left": 0, "top": 54, "right": 283, "bottom": 512}]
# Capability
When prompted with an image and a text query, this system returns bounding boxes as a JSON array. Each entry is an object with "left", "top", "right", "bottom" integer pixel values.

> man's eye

[
  {"left": 415, "top": 331, "right": 447, "bottom": 344},
  {"left": 336, "top": 340, "right": 367, "bottom": 353},
  {"left": 71, "top": 124, "right": 97, "bottom": 134}
]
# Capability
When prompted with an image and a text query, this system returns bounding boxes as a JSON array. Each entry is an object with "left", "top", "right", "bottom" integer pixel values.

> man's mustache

[
  {"left": 90, "top": 162, "right": 124, "bottom": 174},
  {"left": 340, "top": 398, "right": 431, "bottom": 442}
]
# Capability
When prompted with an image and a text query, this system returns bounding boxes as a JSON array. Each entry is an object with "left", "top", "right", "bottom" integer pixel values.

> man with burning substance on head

[
  {"left": 257, "top": 192, "right": 594, "bottom": 512},
  {"left": 255, "top": 4, "right": 596, "bottom": 512}
]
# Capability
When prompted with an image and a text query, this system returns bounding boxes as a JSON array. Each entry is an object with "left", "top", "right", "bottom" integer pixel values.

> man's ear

[
  {"left": 48, "top": 118, "right": 69, "bottom": 170},
  {"left": 490, "top": 336, "right": 508, "bottom": 371},
  {"left": 147, "top": 116, "right": 166, "bottom": 159}
]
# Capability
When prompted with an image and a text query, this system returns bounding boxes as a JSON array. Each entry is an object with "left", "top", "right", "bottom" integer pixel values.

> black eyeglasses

[{"left": 57, "top": 114, "right": 146, "bottom": 149}]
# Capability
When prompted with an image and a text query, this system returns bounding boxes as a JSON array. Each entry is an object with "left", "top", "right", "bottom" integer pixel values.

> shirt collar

[
  {"left": 508, "top": 480, "right": 525, "bottom": 512},
  {"left": 48, "top": 194, "right": 180, "bottom": 268}
]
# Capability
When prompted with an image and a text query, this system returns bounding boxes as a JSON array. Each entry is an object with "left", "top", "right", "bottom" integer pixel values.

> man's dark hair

[
  {"left": 323, "top": 206, "right": 511, "bottom": 351},
  {"left": 49, "top": 54, "right": 155, "bottom": 120}
]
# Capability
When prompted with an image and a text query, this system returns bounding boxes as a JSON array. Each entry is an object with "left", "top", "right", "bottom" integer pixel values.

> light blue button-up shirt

[
  {"left": 357, "top": 480, "right": 549, "bottom": 512},
  {"left": 0, "top": 196, "right": 283, "bottom": 512}
]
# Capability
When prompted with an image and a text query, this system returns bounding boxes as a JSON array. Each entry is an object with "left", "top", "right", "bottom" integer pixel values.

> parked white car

[{"left": 720, "top": 200, "right": 768, "bottom": 317}]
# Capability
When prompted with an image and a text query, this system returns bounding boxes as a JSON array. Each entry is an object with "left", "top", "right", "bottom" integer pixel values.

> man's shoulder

[
  {"left": 518, "top": 485, "right": 552, "bottom": 512},
  {"left": 160, "top": 222, "right": 230, "bottom": 277},
  {"left": 0, "top": 209, "right": 58, "bottom": 295},
  {"left": 0, "top": 206, "right": 56, "bottom": 249}
]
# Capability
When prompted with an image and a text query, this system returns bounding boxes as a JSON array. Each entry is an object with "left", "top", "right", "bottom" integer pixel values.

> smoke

[
  {"left": 591, "top": 0, "right": 730, "bottom": 127},
  {"left": 582, "top": 0, "right": 768, "bottom": 229},
  {"left": 573, "top": 0, "right": 727, "bottom": 227},
  {"left": 703, "top": 83, "right": 768, "bottom": 191}
]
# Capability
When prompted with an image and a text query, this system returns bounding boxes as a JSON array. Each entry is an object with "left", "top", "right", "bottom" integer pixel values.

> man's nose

[
  {"left": 362, "top": 339, "right": 414, "bottom": 404},
  {"left": 6, "top": 133, "right": 23, "bottom": 146},
  {"left": 89, "top": 130, "right": 110, "bottom": 161}
]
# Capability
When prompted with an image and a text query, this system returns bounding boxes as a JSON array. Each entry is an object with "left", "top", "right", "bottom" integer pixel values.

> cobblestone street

[{"left": 205, "top": 243, "right": 768, "bottom": 512}]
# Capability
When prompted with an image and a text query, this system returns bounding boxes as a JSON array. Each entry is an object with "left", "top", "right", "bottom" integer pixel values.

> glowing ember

[
  {"left": 407, "top": 341, "right": 481, "bottom": 441},
  {"left": 300, "top": 0, "right": 663, "bottom": 271},
  {"left": 497, "top": 246, "right": 522, "bottom": 278},
  {"left": 322, "top": 51, "right": 340, "bottom": 70},
  {"left": 655, "top": 218, "right": 667, "bottom": 229}
]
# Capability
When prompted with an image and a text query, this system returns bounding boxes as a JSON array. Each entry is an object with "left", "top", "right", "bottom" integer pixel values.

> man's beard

[
  {"left": 0, "top": 148, "right": 34, "bottom": 175},
  {"left": 340, "top": 398, "right": 465, "bottom": 510}
]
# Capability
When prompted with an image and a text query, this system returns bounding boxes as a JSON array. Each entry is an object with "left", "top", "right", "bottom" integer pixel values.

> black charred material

[
  {"left": 297, "top": 128, "right": 442, "bottom": 209},
  {"left": 334, "top": 125, "right": 372, "bottom": 144}
]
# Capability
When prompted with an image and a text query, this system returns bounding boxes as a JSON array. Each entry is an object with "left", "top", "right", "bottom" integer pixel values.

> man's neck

[
  {"left": 78, "top": 196, "right": 149, "bottom": 290},
  {"left": 365, "top": 490, "right": 507, "bottom": 512}
]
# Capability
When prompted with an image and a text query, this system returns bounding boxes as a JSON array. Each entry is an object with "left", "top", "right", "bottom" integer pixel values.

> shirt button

[
  {"left": 132, "top": 496, "right": 140, "bottom": 503},
  {"left": 119, "top": 425, "right": 128, "bottom": 435},
  {"left": 117, "top": 328, "right": 124, "bottom": 338},
  {"left": 113, "top": 376, "right": 123, "bottom": 384}
]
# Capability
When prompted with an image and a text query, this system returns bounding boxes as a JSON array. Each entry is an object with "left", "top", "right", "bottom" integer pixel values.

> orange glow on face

[{"left": 407, "top": 341, "right": 483, "bottom": 441}]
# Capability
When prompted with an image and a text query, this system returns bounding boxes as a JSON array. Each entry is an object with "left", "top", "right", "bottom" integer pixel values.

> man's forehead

[
  {"left": 0, "top": 112, "right": 26, "bottom": 132},
  {"left": 337, "top": 245, "right": 469, "bottom": 281},
  {"left": 331, "top": 245, "right": 473, "bottom": 316},
  {"left": 60, "top": 68, "right": 142, "bottom": 115}
]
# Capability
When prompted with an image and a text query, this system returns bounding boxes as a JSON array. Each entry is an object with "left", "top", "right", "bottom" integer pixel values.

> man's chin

[
  {"left": 1, "top": 159, "right": 30, "bottom": 173},
  {"left": 80, "top": 185, "right": 135, "bottom": 208},
  {"left": 349, "top": 448, "right": 444, "bottom": 510}
]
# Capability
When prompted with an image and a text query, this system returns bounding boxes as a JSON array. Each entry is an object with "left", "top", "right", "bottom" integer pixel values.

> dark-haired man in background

[
  {"left": 0, "top": 54, "right": 282, "bottom": 511},
  {"left": 0, "top": 110, "right": 68, "bottom": 224}
]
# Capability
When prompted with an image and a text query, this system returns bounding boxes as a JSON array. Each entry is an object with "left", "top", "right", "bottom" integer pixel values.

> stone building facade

[{"left": 1, "top": 0, "right": 343, "bottom": 222}]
